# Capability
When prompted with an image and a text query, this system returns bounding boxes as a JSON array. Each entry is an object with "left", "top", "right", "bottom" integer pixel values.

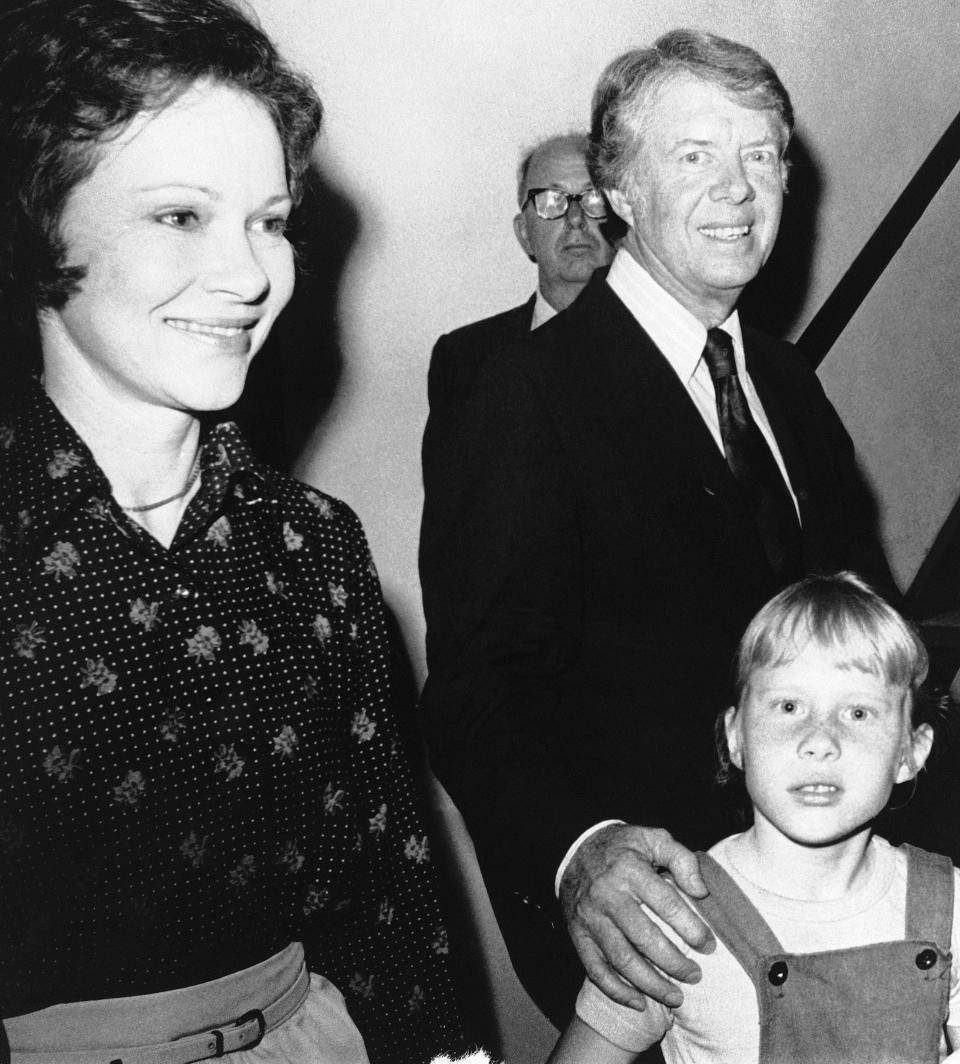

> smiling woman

[
  {"left": 43, "top": 83, "right": 296, "bottom": 468},
  {"left": 0, "top": 2, "right": 462, "bottom": 1062}
]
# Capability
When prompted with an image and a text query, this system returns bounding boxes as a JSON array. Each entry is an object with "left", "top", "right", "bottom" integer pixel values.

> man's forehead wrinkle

[
  {"left": 640, "top": 78, "right": 783, "bottom": 149},
  {"left": 526, "top": 154, "right": 590, "bottom": 184}
]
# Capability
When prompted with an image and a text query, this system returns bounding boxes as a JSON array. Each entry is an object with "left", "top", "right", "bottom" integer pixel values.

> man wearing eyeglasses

[
  {"left": 513, "top": 134, "right": 613, "bottom": 322},
  {"left": 420, "top": 31, "right": 894, "bottom": 1039},
  {"left": 425, "top": 133, "right": 612, "bottom": 412}
]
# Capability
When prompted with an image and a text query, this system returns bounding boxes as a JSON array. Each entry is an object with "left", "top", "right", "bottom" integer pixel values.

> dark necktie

[{"left": 701, "top": 328, "right": 803, "bottom": 581}]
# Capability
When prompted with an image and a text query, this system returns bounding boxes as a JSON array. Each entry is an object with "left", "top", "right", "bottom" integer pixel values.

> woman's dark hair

[{"left": 0, "top": 0, "right": 323, "bottom": 364}]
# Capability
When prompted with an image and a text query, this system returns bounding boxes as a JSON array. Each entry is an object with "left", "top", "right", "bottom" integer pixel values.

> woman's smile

[{"left": 163, "top": 315, "right": 260, "bottom": 352}]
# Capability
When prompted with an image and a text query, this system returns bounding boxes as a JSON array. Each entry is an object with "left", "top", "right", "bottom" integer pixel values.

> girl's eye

[
  {"left": 157, "top": 210, "right": 199, "bottom": 229},
  {"left": 682, "top": 151, "right": 705, "bottom": 165},
  {"left": 780, "top": 700, "right": 798, "bottom": 714},
  {"left": 849, "top": 706, "right": 869, "bottom": 721}
]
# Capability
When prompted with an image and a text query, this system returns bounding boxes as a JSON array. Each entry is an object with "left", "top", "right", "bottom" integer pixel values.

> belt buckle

[{"left": 231, "top": 1009, "right": 266, "bottom": 1051}]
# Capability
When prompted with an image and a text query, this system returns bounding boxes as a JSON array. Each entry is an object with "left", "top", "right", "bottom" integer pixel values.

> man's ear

[
  {"left": 606, "top": 187, "right": 638, "bottom": 229},
  {"left": 513, "top": 212, "right": 536, "bottom": 262},
  {"left": 724, "top": 705, "right": 744, "bottom": 769},
  {"left": 896, "top": 722, "right": 934, "bottom": 783}
]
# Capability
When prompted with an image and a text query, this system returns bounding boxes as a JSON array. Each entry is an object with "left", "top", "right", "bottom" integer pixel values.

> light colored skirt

[{"left": 5, "top": 943, "right": 369, "bottom": 1064}]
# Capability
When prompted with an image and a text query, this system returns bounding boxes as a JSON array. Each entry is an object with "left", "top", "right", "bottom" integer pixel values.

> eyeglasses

[{"left": 522, "top": 187, "right": 608, "bottom": 221}]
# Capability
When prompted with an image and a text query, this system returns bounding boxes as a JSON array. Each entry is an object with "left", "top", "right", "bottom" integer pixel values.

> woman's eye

[
  {"left": 849, "top": 706, "right": 869, "bottom": 721},
  {"left": 682, "top": 151, "right": 704, "bottom": 165},
  {"left": 780, "top": 700, "right": 798, "bottom": 714},
  {"left": 259, "top": 216, "right": 289, "bottom": 237},
  {"left": 157, "top": 210, "right": 199, "bottom": 229}
]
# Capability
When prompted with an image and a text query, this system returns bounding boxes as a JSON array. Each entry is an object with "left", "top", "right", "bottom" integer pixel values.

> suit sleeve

[
  {"left": 419, "top": 349, "right": 612, "bottom": 907},
  {"left": 797, "top": 359, "right": 900, "bottom": 604},
  {"left": 426, "top": 334, "right": 452, "bottom": 415}
]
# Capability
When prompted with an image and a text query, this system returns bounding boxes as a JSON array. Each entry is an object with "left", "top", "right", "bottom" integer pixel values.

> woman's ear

[
  {"left": 896, "top": 722, "right": 934, "bottom": 783},
  {"left": 724, "top": 705, "right": 743, "bottom": 769}
]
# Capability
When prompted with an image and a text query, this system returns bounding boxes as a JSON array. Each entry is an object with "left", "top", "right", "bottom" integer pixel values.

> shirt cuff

[
  {"left": 555, "top": 820, "right": 625, "bottom": 898},
  {"left": 576, "top": 977, "right": 670, "bottom": 1053}
]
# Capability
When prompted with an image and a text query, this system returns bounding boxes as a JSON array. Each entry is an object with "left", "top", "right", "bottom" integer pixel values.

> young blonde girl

[{"left": 550, "top": 572, "right": 959, "bottom": 1064}]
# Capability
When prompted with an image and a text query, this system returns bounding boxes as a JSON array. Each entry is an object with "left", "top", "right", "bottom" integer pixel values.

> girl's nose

[{"left": 798, "top": 722, "right": 841, "bottom": 760}]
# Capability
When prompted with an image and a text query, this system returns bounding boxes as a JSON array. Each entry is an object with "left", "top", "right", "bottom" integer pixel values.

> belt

[{"left": 11, "top": 963, "right": 310, "bottom": 1064}]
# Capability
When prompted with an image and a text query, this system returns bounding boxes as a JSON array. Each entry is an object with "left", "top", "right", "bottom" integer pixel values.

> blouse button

[
  {"left": 916, "top": 949, "right": 938, "bottom": 970},
  {"left": 767, "top": 961, "right": 789, "bottom": 986},
  {"left": 173, "top": 585, "right": 193, "bottom": 599}
]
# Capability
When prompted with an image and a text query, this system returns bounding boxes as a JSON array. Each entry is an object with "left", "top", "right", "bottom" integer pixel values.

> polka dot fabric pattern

[{"left": 0, "top": 385, "right": 462, "bottom": 1064}]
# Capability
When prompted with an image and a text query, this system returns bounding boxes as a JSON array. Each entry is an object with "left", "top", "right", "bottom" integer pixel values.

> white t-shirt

[{"left": 576, "top": 835, "right": 960, "bottom": 1063}]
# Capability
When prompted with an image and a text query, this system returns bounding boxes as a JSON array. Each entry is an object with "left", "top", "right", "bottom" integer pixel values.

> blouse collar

[{"left": 0, "top": 380, "right": 280, "bottom": 558}]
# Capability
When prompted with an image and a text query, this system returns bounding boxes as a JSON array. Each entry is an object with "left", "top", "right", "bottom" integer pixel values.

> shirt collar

[
  {"left": 193, "top": 419, "right": 277, "bottom": 507},
  {"left": 0, "top": 382, "right": 109, "bottom": 555},
  {"left": 531, "top": 288, "right": 560, "bottom": 330},
  {"left": 0, "top": 381, "right": 278, "bottom": 555},
  {"left": 605, "top": 247, "right": 744, "bottom": 381}
]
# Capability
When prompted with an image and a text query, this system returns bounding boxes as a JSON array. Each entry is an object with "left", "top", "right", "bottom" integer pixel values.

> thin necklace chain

[{"left": 119, "top": 451, "right": 202, "bottom": 513}]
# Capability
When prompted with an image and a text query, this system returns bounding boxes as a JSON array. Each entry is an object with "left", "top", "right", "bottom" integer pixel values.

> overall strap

[
  {"left": 692, "top": 852, "right": 784, "bottom": 977},
  {"left": 903, "top": 843, "right": 955, "bottom": 946}
]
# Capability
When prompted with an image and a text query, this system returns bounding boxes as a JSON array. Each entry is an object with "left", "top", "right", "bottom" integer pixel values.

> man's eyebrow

[
  {"left": 671, "top": 137, "right": 714, "bottom": 150},
  {"left": 669, "top": 134, "right": 782, "bottom": 152}
]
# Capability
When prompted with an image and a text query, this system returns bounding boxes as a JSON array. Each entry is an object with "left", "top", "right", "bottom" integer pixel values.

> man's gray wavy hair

[{"left": 588, "top": 28, "right": 793, "bottom": 194}]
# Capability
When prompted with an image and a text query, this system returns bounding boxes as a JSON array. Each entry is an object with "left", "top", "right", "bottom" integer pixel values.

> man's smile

[{"left": 698, "top": 224, "right": 752, "bottom": 241}]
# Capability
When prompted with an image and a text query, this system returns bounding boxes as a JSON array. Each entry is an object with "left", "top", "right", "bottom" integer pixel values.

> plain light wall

[
  {"left": 819, "top": 160, "right": 960, "bottom": 588},
  {"left": 247, "top": 2, "right": 959, "bottom": 1059}
]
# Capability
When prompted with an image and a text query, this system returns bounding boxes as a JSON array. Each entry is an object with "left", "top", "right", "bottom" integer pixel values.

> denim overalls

[{"left": 693, "top": 844, "right": 954, "bottom": 1064}]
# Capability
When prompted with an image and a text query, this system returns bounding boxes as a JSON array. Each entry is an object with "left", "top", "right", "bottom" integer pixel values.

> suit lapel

[
  {"left": 516, "top": 294, "right": 537, "bottom": 337},
  {"left": 747, "top": 338, "right": 847, "bottom": 580},
  {"left": 744, "top": 332, "right": 821, "bottom": 555},
  {"left": 555, "top": 279, "right": 729, "bottom": 486},
  {"left": 530, "top": 277, "right": 781, "bottom": 593}
]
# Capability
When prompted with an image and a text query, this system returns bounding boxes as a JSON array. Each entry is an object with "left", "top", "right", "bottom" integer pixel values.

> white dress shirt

[
  {"left": 605, "top": 248, "right": 797, "bottom": 506},
  {"left": 530, "top": 287, "right": 560, "bottom": 330}
]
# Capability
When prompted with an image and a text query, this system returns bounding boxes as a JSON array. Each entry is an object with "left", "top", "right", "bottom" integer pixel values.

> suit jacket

[
  {"left": 426, "top": 296, "right": 534, "bottom": 412},
  {"left": 418, "top": 273, "right": 894, "bottom": 1024}
]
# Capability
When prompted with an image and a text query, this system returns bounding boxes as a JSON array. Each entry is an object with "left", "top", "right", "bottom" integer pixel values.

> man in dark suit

[
  {"left": 419, "top": 30, "right": 895, "bottom": 1032},
  {"left": 427, "top": 132, "right": 613, "bottom": 411}
]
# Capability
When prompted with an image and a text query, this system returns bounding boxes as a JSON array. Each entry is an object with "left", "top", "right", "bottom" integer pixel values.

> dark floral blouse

[{"left": 0, "top": 385, "right": 462, "bottom": 1063}]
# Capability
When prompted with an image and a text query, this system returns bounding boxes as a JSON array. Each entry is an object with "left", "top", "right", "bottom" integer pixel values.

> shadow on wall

[
  {"left": 738, "top": 132, "right": 823, "bottom": 339},
  {"left": 230, "top": 164, "right": 504, "bottom": 1052},
  {"left": 231, "top": 165, "right": 353, "bottom": 468}
]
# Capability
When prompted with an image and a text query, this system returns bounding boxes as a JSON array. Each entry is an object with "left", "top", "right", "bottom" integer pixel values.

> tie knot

[{"left": 702, "top": 328, "right": 736, "bottom": 381}]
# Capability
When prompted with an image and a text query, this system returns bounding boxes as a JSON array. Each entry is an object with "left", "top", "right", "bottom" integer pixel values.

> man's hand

[{"left": 559, "top": 823, "right": 715, "bottom": 1011}]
